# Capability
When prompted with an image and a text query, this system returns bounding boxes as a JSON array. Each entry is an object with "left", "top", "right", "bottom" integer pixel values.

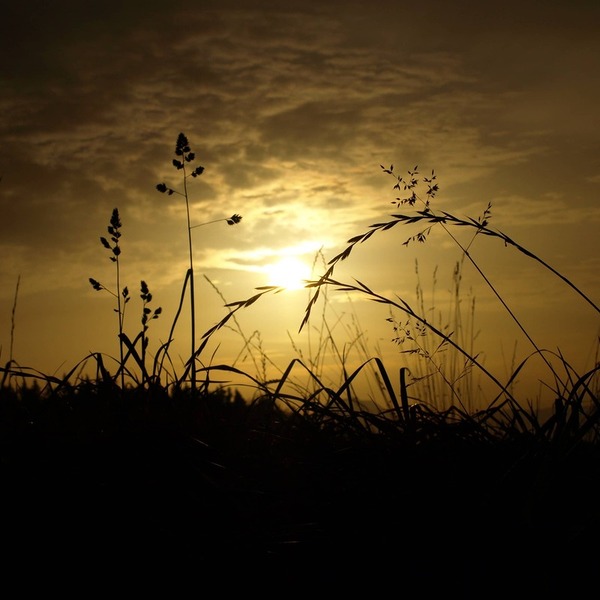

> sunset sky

[{"left": 1, "top": 0, "right": 599, "bottom": 408}]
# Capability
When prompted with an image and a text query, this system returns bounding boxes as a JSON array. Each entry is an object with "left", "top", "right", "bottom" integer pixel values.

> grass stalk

[
  {"left": 298, "top": 165, "right": 598, "bottom": 406},
  {"left": 89, "top": 208, "right": 129, "bottom": 390},
  {"left": 156, "top": 133, "right": 242, "bottom": 392},
  {"left": 9, "top": 274, "right": 20, "bottom": 364}
]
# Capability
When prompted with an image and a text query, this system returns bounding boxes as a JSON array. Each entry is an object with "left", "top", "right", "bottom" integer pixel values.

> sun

[{"left": 264, "top": 257, "right": 312, "bottom": 290}]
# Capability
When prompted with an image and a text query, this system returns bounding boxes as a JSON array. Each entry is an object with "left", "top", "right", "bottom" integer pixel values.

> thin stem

[
  {"left": 190, "top": 218, "right": 232, "bottom": 229},
  {"left": 9, "top": 274, "right": 20, "bottom": 363},
  {"left": 156, "top": 134, "right": 242, "bottom": 390},
  {"left": 115, "top": 253, "right": 125, "bottom": 390},
  {"left": 182, "top": 162, "right": 197, "bottom": 391},
  {"left": 484, "top": 226, "right": 599, "bottom": 314},
  {"left": 326, "top": 277, "right": 519, "bottom": 408},
  {"left": 436, "top": 218, "right": 562, "bottom": 385}
]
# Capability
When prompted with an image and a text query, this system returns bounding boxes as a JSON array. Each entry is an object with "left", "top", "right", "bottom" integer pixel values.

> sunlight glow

[{"left": 264, "top": 257, "right": 312, "bottom": 290}]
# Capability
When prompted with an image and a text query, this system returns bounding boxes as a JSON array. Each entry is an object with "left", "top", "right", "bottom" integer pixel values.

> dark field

[{"left": 2, "top": 384, "right": 599, "bottom": 596}]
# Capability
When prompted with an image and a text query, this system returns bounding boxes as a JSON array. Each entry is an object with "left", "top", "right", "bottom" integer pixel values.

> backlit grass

[{"left": 1, "top": 138, "right": 599, "bottom": 593}]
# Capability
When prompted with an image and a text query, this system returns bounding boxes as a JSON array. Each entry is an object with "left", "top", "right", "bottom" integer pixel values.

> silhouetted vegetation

[{"left": 1, "top": 140, "right": 599, "bottom": 594}]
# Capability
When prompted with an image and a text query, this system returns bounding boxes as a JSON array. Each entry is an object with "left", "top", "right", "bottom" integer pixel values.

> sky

[{"left": 1, "top": 0, "right": 599, "bottom": 410}]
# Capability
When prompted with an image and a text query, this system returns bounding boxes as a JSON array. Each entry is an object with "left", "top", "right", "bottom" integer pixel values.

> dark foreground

[{"left": 2, "top": 388, "right": 599, "bottom": 596}]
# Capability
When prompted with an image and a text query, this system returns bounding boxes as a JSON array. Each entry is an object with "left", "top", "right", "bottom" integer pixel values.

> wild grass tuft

[
  {"left": 156, "top": 133, "right": 242, "bottom": 392},
  {"left": 1, "top": 153, "right": 599, "bottom": 591},
  {"left": 89, "top": 207, "right": 130, "bottom": 389}
]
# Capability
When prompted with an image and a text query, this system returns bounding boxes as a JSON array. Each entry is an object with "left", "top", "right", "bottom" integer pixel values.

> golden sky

[{"left": 1, "top": 0, "right": 599, "bottom": 408}]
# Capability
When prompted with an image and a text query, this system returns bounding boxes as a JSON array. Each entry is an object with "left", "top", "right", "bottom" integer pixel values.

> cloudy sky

[{"left": 1, "top": 0, "right": 599, "bottom": 408}]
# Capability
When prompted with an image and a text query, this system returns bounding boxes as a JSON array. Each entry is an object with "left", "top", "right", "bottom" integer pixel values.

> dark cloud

[{"left": 1, "top": 1, "right": 598, "bottom": 393}]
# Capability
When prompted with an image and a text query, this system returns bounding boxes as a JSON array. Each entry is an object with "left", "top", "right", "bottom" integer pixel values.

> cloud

[{"left": 1, "top": 1, "right": 599, "bottom": 392}]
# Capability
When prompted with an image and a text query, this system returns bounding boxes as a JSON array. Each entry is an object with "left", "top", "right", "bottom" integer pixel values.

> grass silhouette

[
  {"left": 0, "top": 154, "right": 599, "bottom": 594},
  {"left": 156, "top": 133, "right": 242, "bottom": 391}
]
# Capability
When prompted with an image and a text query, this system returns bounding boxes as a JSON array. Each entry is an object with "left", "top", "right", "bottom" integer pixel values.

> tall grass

[
  {"left": 387, "top": 258, "right": 482, "bottom": 413},
  {"left": 2, "top": 154, "right": 600, "bottom": 594},
  {"left": 195, "top": 163, "right": 599, "bottom": 445},
  {"left": 1, "top": 155, "right": 599, "bottom": 449},
  {"left": 89, "top": 207, "right": 131, "bottom": 389},
  {"left": 156, "top": 133, "right": 241, "bottom": 391},
  {"left": 295, "top": 166, "right": 599, "bottom": 409}
]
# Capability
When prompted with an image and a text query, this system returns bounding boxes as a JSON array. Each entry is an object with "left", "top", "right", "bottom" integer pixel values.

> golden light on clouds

[{"left": 0, "top": 0, "right": 598, "bottom": 406}]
